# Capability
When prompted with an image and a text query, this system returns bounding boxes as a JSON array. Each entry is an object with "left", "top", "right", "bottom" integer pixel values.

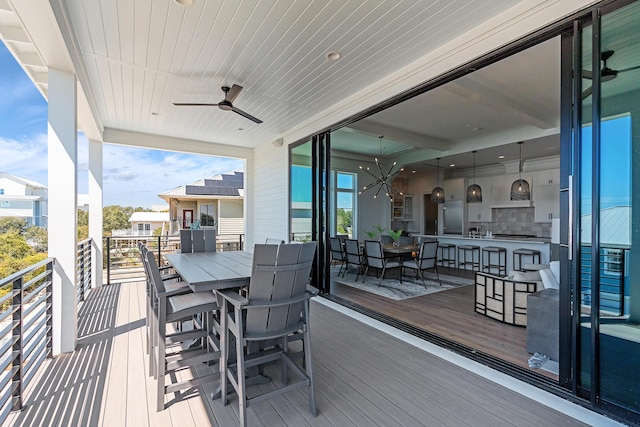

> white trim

[{"left": 314, "top": 297, "right": 625, "bottom": 427}]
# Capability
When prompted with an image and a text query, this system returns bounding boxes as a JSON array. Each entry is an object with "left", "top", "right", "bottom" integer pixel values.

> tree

[
  {"left": 336, "top": 208, "right": 352, "bottom": 235},
  {"left": 102, "top": 205, "right": 152, "bottom": 235},
  {"left": 24, "top": 226, "right": 47, "bottom": 252},
  {"left": 0, "top": 232, "right": 33, "bottom": 261},
  {"left": 0, "top": 217, "right": 27, "bottom": 234},
  {"left": 77, "top": 209, "right": 89, "bottom": 241}
]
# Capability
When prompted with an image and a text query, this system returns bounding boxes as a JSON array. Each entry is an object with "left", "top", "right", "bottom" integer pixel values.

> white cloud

[{"left": 0, "top": 133, "right": 48, "bottom": 185}]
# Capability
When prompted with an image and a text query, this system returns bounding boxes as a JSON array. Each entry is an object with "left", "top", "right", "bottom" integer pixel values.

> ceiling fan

[
  {"left": 581, "top": 50, "right": 640, "bottom": 99},
  {"left": 173, "top": 84, "right": 263, "bottom": 124}
]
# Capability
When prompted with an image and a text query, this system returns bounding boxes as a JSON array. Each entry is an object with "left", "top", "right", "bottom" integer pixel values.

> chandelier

[{"left": 358, "top": 136, "right": 405, "bottom": 201}]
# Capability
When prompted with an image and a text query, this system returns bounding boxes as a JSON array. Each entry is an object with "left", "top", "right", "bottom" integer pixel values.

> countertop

[{"left": 420, "top": 234, "right": 551, "bottom": 244}]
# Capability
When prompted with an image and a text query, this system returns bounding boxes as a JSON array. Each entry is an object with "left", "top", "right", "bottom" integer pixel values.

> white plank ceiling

[{"left": 53, "top": 0, "right": 522, "bottom": 148}]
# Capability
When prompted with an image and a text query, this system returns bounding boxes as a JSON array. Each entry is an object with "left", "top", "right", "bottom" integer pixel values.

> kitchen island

[{"left": 417, "top": 234, "right": 550, "bottom": 273}]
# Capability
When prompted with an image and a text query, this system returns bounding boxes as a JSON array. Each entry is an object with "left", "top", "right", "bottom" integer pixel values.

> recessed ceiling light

[
  {"left": 449, "top": 164, "right": 455, "bottom": 167},
  {"left": 472, "top": 127, "right": 483, "bottom": 131},
  {"left": 325, "top": 51, "right": 341, "bottom": 61},
  {"left": 151, "top": 112, "right": 159, "bottom": 116},
  {"left": 412, "top": 170, "right": 416, "bottom": 173},
  {"left": 238, "top": 128, "right": 244, "bottom": 131},
  {"left": 498, "top": 155, "right": 505, "bottom": 159},
  {"left": 173, "top": 0, "right": 194, "bottom": 6}
]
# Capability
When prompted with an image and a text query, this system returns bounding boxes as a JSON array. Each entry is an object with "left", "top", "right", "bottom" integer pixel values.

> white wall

[
  {"left": 0, "top": 177, "right": 26, "bottom": 195},
  {"left": 250, "top": 141, "right": 288, "bottom": 247}
]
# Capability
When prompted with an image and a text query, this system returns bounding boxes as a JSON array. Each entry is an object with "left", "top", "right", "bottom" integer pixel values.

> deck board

[{"left": 3, "top": 280, "right": 600, "bottom": 427}]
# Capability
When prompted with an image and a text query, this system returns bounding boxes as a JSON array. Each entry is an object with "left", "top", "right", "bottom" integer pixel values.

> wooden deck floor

[{"left": 3, "top": 280, "right": 606, "bottom": 426}]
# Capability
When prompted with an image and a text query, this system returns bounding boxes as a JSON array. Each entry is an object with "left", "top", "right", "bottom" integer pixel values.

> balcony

[{"left": 0, "top": 241, "right": 614, "bottom": 426}]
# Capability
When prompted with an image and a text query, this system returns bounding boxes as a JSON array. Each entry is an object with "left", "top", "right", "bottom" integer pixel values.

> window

[
  {"left": 0, "top": 189, "right": 4, "bottom": 195},
  {"left": 200, "top": 204, "right": 216, "bottom": 226},
  {"left": 333, "top": 171, "right": 356, "bottom": 238}
]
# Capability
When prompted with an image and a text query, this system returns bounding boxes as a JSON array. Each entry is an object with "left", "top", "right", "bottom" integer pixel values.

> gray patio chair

[
  {"left": 329, "top": 237, "right": 346, "bottom": 277},
  {"left": 139, "top": 244, "right": 192, "bottom": 377},
  {"left": 364, "top": 240, "right": 402, "bottom": 286},
  {"left": 144, "top": 250, "right": 220, "bottom": 411},
  {"left": 218, "top": 242, "right": 318, "bottom": 427},
  {"left": 344, "top": 239, "right": 366, "bottom": 281},
  {"left": 180, "top": 229, "right": 216, "bottom": 253},
  {"left": 403, "top": 240, "right": 440, "bottom": 286}
]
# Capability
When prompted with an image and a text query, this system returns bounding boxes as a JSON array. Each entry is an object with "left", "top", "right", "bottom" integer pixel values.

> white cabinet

[
  {"left": 443, "top": 178, "right": 465, "bottom": 201},
  {"left": 533, "top": 170, "right": 560, "bottom": 222},
  {"left": 467, "top": 177, "right": 492, "bottom": 221},
  {"left": 392, "top": 195, "right": 413, "bottom": 220}
]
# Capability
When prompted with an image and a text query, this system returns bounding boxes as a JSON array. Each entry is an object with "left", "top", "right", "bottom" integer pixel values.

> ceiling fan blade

[
  {"left": 619, "top": 64, "right": 640, "bottom": 73},
  {"left": 581, "top": 85, "right": 593, "bottom": 100},
  {"left": 582, "top": 70, "right": 593, "bottom": 80},
  {"left": 225, "top": 84, "right": 243, "bottom": 103},
  {"left": 173, "top": 102, "right": 220, "bottom": 106},
  {"left": 232, "top": 106, "right": 263, "bottom": 124}
]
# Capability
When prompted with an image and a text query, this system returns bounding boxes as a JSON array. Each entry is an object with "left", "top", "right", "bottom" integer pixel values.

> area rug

[{"left": 332, "top": 265, "right": 473, "bottom": 300}]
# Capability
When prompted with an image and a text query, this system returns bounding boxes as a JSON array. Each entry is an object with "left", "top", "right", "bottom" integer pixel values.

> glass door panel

[
  {"left": 598, "top": 1, "right": 639, "bottom": 409},
  {"left": 290, "top": 141, "right": 312, "bottom": 242}
]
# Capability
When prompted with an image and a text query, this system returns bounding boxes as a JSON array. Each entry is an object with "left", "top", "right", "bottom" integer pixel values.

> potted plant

[
  {"left": 388, "top": 229, "right": 403, "bottom": 246},
  {"left": 365, "top": 224, "right": 386, "bottom": 240}
]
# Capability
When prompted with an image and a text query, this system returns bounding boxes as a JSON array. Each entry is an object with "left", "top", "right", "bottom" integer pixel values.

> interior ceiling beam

[
  {"left": 444, "top": 76, "right": 557, "bottom": 130},
  {"left": 347, "top": 119, "right": 451, "bottom": 152}
]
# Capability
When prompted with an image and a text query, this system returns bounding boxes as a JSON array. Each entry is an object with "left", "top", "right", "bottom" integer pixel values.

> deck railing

[
  {"left": 77, "top": 238, "right": 93, "bottom": 303},
  {"left": 103, "top": 234, "right": 244, "bottom": 284},
  {"left": 0, "top": 257, "right": 54, "bottom": 424}
]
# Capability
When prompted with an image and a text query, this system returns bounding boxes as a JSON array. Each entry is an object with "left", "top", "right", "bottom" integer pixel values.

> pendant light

[
  {"left": 510, "top": 141, "right": 531, "bottom": 200},
  {"left": 431, "top": 158, "right": 445, "bottom": 204},
  {"left": 466, "top": 151, "right": 482, "bottom": 203}
]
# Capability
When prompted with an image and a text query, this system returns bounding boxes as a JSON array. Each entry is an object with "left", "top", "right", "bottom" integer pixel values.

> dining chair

[
  {"left": 329, "top": 237, "right": 346, "bottom": 276},
  {"left": 344, "top": 239, "right": 366, "bottom": 281},
  {"left": 180, "top": 229, "right": 216, "bottom": 253},
  {"left": 218, "top": 242, "right": 318, "bottom": 427},
  {"left": 139, "top": 243, "right": 192, "bottom": 377},
  {"left": 144, "top": 250, "right": 221, "bottom": 411},
  {"left": 403, "top": 240, "right": 440, "bottom": 286},
  {"left": 398, "top": 235, "right": 414, "bottom": 246},
  {"left": 380, "top": 234, "right": 394, "bottom": 244},
  {"left": 364, "top": 240, "right": 402, "bottom": 285}
]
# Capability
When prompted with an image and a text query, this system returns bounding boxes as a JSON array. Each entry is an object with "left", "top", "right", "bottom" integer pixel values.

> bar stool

[
  {"left": 437, "top": 243, "right": 456, "bottom": 268},
  {"left": 513, "top": 248, "right": 541, "bottom": 271},
  {"left": 458, "top": 245, "right": 480, "bottom": 271},
  {"left": 482, "top": 246, "right": 507, "bottom": 275}
]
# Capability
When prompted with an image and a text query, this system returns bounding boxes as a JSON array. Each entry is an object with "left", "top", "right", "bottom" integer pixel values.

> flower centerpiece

[{"left": 388, "top": 229, "right": 403, "bottom": 247}]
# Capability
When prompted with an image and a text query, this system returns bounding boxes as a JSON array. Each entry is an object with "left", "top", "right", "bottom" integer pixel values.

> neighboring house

[
  {"left": 110, "top": 211, "right": 169, "bottom": 237},
  {"left": 0, "top": 172, "right": 47, "bottom": 227},
  {"left": 158, "top": 171, "right": 244, "bottom": 237}
]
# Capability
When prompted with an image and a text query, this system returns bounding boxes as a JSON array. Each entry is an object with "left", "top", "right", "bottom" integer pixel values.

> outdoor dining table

[{"left": 164, "top": 250, "right": 254, "bottom": 292}]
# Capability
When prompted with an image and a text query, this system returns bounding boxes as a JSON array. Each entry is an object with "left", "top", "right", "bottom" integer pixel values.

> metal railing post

[
  {"left": 106, "top": 237, "right": 111, "bottom": 285},
  {"left": 239, "top": 234, "right": 243, "bottom": 251},
  {"left": 157, "top": 235, "right": 161, "bottom": 264},
  {"left": 46, "top": 260, "right": 53, "bottom": 359},
  {"left": 11, "top": 276, "right": 23, "bottom": 411},
  {"left": 79, "top": 241, "right": 85, "bottom": 302}
]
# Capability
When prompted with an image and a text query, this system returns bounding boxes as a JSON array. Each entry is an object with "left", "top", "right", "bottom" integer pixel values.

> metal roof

[{"left": 580, "top": 206, "right": 631, "bottom": 247}]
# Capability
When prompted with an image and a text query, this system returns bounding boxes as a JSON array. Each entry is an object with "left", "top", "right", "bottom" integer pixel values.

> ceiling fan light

[{"left": 173, "top": 0, "right": 194, "bottom": 6}]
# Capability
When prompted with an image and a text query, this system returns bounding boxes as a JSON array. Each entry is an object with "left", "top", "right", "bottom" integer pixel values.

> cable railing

[{"left": 0, "top": 257, "right": 54, "bottom": 424}]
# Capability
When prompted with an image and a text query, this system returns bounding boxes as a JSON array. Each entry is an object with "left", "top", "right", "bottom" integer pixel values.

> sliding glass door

[{"left": 575, "top": 0, "right": 640, "bottom": 412}]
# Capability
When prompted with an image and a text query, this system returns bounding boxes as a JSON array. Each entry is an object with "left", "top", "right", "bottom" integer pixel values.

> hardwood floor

[{"left": 330, "top": 266, "right": 558, "bottom": 380}]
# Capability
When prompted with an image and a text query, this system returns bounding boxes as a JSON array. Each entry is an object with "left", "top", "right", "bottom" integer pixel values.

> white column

[
  {"left": 243, "top": 157, "right": 253, "bottom": 249},
  {"left": 88, "top": 140, "right": 103, "bottom": 287},
  {"left": 48, "top": 68, "right": 78, "bottom": 355}
]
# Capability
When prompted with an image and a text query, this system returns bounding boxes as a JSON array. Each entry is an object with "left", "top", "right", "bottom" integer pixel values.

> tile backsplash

[{"left": 468, "top": 207, "right": 551, "bottom": 238}]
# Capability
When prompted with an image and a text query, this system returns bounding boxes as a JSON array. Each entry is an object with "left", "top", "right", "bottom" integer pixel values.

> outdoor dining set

[{"left": 139, "top": 229, "right": 318, "bottom": 427}]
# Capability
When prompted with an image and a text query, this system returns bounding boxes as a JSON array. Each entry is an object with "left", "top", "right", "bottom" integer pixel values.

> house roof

[
  {"left": 129, "top": 212, "right": 169, "bottom": 223},
  {"left": 159, "top": 171, "right": 244, "bottom": 199},
  {"left": 580, "top": 206, "right": 631, "bottom": 247},
  {"left": 0, "top": 172, "right": 46, "bottom": 189}
]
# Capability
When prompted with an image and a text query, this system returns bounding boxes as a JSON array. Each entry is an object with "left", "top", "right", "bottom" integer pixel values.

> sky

[{"left": 0, "top": 42, "right": 243, "bottom": 208}]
